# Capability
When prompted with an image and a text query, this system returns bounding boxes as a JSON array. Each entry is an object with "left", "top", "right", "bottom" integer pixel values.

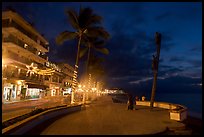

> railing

[
  {"left": 136, "top": 101, "right": 187, "bottom": 121},
  {"left": 38, "top": 54, "right": 48, "bottom": 61},
  {"left": 3, "top": 35, "right": 37, "bottom": 54},
  {"left": 3, "top": 68, "right": 44, "bottom": 83},
  {"left": 3, "top": 35, "right": 48, "bottom": 61},
  {"left": 5, "top": 51, "right": 31, "bottom": 65},
  {"left": 2, "top": 19, "right": 49, "bottom": 50}
]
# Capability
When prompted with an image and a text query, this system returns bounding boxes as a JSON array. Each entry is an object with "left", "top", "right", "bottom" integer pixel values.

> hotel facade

[{"left": 2, "top": 10, "right": 74, "bottom": 103}]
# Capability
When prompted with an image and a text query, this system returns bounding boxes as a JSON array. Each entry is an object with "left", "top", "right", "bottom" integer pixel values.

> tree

[
  {"left": 56, "top": 7, "right": 108, "bottom": 104},
  {"left": 80, "top": 36, "right": 110, "bottom": 75},
  {"left": 150, "top": 32, "right": 162, "bottom": 108}
]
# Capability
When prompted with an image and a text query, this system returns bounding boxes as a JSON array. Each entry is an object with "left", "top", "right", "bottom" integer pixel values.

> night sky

[{"left": 2, "top": 2, "right": 202, "bottom": 95}]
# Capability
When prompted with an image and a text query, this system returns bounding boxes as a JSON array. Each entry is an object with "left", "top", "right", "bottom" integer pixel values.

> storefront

[
  {"left": 26, "top": 88, "right": 40, "bottom": 99},
  {"left": 62, "top": 88, "right": 72, "bottom": 96},
  {"left": 2, "top": 81, "right": 26, "bottom": 102},
  {"left": 50, "top": 86, "right": 60, "bottom": 96},
  {"left": 26, "top": 83, "right": 49, "bottom": 99},
  {"left": 3, "top": 83, "right": 16, "bottom": 101}
]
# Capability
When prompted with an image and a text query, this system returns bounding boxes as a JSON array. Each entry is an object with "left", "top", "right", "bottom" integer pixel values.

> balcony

[
  {"left": 3, "top": 35, "right": 48, "bottom": 64},
  {"left": 5, "top": 51, "right": 31, "bottom": 65},
  {"left": 2, "top": 19, "right": 49, "bottom": 52},
  {"left": 2, "top": 69, "right": 44, "bottom": 84}
]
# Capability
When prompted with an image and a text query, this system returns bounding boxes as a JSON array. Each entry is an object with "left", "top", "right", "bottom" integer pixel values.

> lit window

[{"left": 24, "top": 43, "right": 28, "bottom": 48}]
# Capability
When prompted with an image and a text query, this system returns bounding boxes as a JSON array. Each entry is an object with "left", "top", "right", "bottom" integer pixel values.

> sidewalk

[{"left": 41, "top": 95, "right": 186, "bottom": 135}]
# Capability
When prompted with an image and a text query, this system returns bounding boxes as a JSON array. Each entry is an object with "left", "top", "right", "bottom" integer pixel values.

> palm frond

[
  {"left": 66, "top": 9, "right": 80, "bottom": 30},
  {"left": 87, "top": 27, "right": 110, "bottom": 39},
  {"left": 79, "top": 47, "right": 88, "bottom": 58},
  {"left": 56, "top": 31, "right": 77, "bottom": 45},
  {"left": 94, "top": 40, "right": 106, "bottom": 47},
  {"left": 94, "top": 47, "right": 109, "bottom": 55},
  {"left": 79, "top": 7, "right": 93, "bottom": 28},
  {"left": 86, "top": 14, "right": 102, "bottom": 27}
]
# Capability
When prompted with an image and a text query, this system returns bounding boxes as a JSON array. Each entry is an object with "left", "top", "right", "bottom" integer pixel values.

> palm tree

[
  {"left": 56, "top": 7, "right": 108, "bottom": 104},
  {"left": 79, "top": 32, "right": 110, "bottom": 103},
  {"left": 150, "top": 32, "right": 162, "bottom": 108},
  {"left": 80, "top": 36, "right": 110, "bottom": 75},
  {"left": 86, "top": 54, "right": 106, "bottom": 101}
]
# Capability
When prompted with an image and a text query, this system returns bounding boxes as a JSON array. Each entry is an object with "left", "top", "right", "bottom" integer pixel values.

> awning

[{"left": 27, "top": 83, "right": 49, "bottom": 90}]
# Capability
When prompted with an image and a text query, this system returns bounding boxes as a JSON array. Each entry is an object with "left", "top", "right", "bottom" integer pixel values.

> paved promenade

[{"left": 41, "top": 95, "right": 185, "bottom": 135}]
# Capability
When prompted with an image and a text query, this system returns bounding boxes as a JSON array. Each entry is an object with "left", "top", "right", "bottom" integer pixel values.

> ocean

[{"left": 144, "top": 93, "right": 202, "bottom": 119}]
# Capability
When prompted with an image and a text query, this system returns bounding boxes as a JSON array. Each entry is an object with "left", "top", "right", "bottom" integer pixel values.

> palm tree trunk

[
  {"left": 86, "top": 43, "right": 91, "bottom": 75},
  {"left": 76, "top": 35, "right": 82, "bottom": 66},
  {"left": 150, "top": 32, "right": 161, "bottom": 108},
  {"left": 150, "top": 72, "right": 158, "bottom": 108},
  {"left": 71, "top": 35, "right": 82, "bottom": 104},
  {"left": 83, "top": 43, "right": 91, "bottom": 104}
]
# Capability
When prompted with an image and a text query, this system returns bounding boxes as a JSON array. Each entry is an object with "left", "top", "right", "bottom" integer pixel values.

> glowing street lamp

[{"left": 78, "top": 84, "right": 82, "bottom": 88}]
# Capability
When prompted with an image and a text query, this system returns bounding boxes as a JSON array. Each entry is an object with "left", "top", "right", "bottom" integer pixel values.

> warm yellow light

[
  {"left": 78, "top": 85, "right": 82, "bottom": 88},
  {"left": 74, "top": 71, "right": 78, "bottom": 73},
  {"left": 17, "top": 81, "right": 22, "bottom": 85}
]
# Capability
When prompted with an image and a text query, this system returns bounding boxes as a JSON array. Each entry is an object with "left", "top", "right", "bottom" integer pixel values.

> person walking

[{"left": 127, "top": 94, "right": 133, "bottom": 110}]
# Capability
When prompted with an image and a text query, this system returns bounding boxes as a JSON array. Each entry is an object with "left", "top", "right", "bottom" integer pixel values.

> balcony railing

[
  {"left": 3, "top": 69, "right": 44, "bottom": 83},
  {"left": 5, "top": 51, "right": 31, "bottom": 65},
  {"left": 2, "top": 19, "right": 49, "bottom": 50},
  {"left": 3, "top": 35, "right": 48, "bottom": 61},
  {"left": 3, "top": 35, "right": 37, "bottom": 54}
]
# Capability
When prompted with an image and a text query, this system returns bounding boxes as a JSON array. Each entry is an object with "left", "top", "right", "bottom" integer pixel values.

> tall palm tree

[
  {"left": 150, "top": 32, "right": 162, "bottom": 108},
  {"left": 56, "top": 7, "right": 108, "bottom": 104}
]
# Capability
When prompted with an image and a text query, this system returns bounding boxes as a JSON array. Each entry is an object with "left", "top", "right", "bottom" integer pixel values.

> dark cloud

[
  {"left": 188, "top": 59, "right": 202, "bottom": 68},
  {"left": 103, "top": 19, "right": 177, "bottom": 89},
  {"left": 190, "top": 46, "right": 202, "bottom": 52},
  {"left": 169, "top": 56, "right": 184, "bottom": 62},
  {"left": 155, "top": 12, "right": 171, "bottom": 21},
  {"left": 128, "top": 75, "right": 202, "bottom": 96},
  {"left": 47, "top": 38, "right": 76, "bottom": 66}
]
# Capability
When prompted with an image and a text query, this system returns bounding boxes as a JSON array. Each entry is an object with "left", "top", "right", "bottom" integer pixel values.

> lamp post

[{"left": 150, "top": 32, "right": 162, "bottom": 108}]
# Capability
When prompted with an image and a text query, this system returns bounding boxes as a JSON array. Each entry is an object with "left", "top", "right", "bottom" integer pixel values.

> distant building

[
  {"left": 2, "top": 10, "right": 49, "bottom": 102},
  {"left": 57, "top": 63, "right": 75, "bottom": 95},
  {"left": 104, "top": 88, "right": 125, "bottom": 94},
  {"left": 43, "top": 61, "right": 65, "bottom": 97}
]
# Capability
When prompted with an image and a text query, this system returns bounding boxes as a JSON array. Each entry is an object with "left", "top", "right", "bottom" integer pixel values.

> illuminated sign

[{"left": 46, "top": 61, "right": 62, "bottom": 72}]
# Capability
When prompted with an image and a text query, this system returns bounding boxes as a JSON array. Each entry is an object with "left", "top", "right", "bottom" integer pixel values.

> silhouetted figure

[
  {"left": 135, "top": 96, "right": 139, "bottom": 101},
  {"left": 127, "top": 94, "right": 133, "bottom": 110},
  {"left": 135, "top": 96, "right": 139, "bottom": 110}
]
